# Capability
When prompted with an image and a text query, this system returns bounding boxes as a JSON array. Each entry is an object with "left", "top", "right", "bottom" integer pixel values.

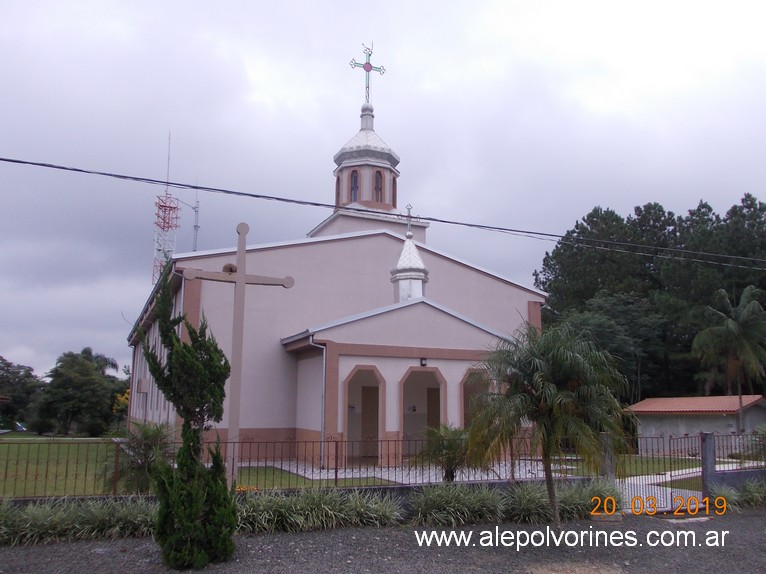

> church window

[
  {"left": 350, "top": 170, "right": 359, "bottom": 203},
  {"left": 374, "top": 171, "right": 383, "bottom": 202},
  {"left": 335, "top": 176, "right": 340, "bottom": 205}
]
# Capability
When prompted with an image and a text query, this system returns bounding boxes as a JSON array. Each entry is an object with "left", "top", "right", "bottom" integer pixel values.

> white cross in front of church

[{"left": 183, "top": 222, "right": 294, "bottom": 488}]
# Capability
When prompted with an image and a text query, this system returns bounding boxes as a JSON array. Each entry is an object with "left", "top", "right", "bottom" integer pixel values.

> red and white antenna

[{"left": 152, "top": 134, "right": 181, "bottom": 284}]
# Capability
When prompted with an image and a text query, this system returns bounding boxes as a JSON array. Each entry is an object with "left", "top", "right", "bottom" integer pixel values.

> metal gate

[
  {"left": 618, "top": 436, "right": 673, "bottom": 512},
  {"left": 667, "top": 435, "right": 703, "bottom": 512}
]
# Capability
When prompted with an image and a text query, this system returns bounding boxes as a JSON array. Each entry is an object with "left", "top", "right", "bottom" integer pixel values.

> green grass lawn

[
  {"left": 0, "top": 436, "right": 395, "bottom": 497},
  {"left": 0, "top": 437, "right": 118, "bottom": 497},
  {"left": 564, "top": 454, "right": 702, "bottom": 478},
  {"left": 620, "top": 454, "right": 701, "bottom": 476},
  {"left": 655, "top": 476, "right": 703, "bottom": 491},
  {"left": 3, "top": 433, "right": 708, "bottom": 497}
]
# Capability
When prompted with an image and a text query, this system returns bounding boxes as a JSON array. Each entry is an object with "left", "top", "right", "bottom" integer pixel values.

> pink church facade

[{"left": 127, "top": 103, "right": 546, "bottom": 456}]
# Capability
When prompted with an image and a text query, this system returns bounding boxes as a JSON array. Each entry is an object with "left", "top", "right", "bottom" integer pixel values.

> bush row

[
  {"left": 0, "top": 480, "right": 619, "bottom": 546},
  {"left": 410, "top": 480, "right": 622, "bottom": 527},
  {"left": 0, "top": 496, "right": 156, "bottom": 546},
  {"left": 709, "top": 479, "right": 766, "bottom": 512}
]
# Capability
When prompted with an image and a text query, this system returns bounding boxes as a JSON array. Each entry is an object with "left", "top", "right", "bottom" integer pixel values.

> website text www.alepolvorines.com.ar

[{"left": 414, "top": 525, "right": 730, "bottom": 550}]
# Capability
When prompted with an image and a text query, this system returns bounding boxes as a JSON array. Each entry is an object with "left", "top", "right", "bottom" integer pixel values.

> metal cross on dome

[{"left": 350, "top": 43, "right": 385, "bottom": 103}]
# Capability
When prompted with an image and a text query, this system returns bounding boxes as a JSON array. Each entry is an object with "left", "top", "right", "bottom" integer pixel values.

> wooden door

[
  {"left": 361, "top": 386, "right": 379, "bottom": 459},
  {"left": 427, "top": 387, "right": 440, "bottom": 430}
]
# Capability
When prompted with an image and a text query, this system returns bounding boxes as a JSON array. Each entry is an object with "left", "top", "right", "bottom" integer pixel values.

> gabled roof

[
  {"left": 628, "top": 395, "right": 766, "bottom": 415},
  {"left": 131, "top": 228, "right": 545, "bottom": 345},
  {"left": 172, "top": 228, "right": 546, "bottom": 298},
  {"left": 281, "top": 297, "right": 511, "bottom": 347},
  {"left": 306, "top": 208, "right": 428, "bottom": 238}
]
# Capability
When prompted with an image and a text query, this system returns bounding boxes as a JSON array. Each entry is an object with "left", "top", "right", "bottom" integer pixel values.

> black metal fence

[{"left": 0, "top": 433, "right": 763, "bottom": 501}]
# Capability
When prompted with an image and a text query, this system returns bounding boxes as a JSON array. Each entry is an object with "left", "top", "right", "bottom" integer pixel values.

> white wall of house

[
  {"left": 745, "top": 407, "right": 766, "bottom": 429},
  {"left": 637, "top": 414, "right": 738, "bottom": 438},
  {"left": 295, "top": 350, "right": 324, "bottom": 434},
  {"left": 637, "top": 407, "right": 766, "bottom": 439}
]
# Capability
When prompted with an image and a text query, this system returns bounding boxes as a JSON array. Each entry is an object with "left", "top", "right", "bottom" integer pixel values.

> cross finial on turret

[
  {"left": 350, "top": 43, "right": 385, "bottom": 103},
  {"left": 405, "top": 204, "right": 413, "bottom": 238}
]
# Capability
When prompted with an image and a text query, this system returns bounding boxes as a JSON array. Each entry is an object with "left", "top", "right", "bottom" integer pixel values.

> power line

[{"left": 2, "top": 156, "right": 765, "bottom": 272}]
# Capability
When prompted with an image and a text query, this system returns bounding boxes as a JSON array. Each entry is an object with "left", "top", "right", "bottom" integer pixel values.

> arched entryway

[
  {"left": 345, "top": 367, "right": 382, "bottom": 461},
  {"left": 400, "top": 368, "right": 446, "bottom": 456}
]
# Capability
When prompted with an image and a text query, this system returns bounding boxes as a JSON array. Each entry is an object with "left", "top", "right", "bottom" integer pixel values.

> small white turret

[{"left": 390, "top": 231, "right": 429, "bottom": 302}]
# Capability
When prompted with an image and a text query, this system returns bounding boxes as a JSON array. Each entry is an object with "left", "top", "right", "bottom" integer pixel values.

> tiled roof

[{"left": 628, "top": 395, "right": 766, "bottom": 415}]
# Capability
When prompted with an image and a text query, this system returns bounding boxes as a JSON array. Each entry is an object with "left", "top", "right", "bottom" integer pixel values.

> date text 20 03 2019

[{"left": 591, "top": 495, "right": 728, "bottom": 517}]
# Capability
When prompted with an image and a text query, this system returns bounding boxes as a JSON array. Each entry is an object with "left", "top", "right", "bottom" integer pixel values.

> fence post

[
  {"left": 700, "top": 432, "right": 715, "bottom": 498},
  {"left": 334, "top": 440, "right": 339, "bottom": 486},
  {"left": 599, "top": 432, "right": 615, "bottom": 480},
  {"left": 112, "top": 441, "right": 121, "bottom": 496}
]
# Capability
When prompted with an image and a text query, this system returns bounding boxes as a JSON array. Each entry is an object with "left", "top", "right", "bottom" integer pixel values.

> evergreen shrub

[
  {"left": 410, "top": 484, "right": 503, "bottom": 527},
  {"left": 502, "top": 482, "right": 553, "bottom": 524},
  {"left": 739, "top": 479, "right": 766, "bottom": 507}
]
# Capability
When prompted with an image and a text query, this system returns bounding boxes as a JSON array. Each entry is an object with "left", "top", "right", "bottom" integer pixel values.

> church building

[{"left": 127, "top": 93, "right": 546, "bottom": 463}]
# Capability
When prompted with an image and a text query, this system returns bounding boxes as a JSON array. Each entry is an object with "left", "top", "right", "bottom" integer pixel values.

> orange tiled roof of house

[{"left": 628, "top": 395, "right": 766, "bottom": 414}]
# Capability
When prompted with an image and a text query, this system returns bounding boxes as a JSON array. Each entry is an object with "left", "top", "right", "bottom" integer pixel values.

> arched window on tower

[
  {"left": 374, "top": 171, "right": 383, "bottom": 203},
  {"left": 392, "top": 177, "right": 397, "bottom": 208},
  {"left": 350, "top": 170, "right": 359, "bottom": 203},
  {"left": 335, "top": 176, "right": 340, "bottom": 206}
]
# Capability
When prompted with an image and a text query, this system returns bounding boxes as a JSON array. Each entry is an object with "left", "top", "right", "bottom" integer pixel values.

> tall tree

[
  {"left": 625, "top": 202, "right": 676, "bottom": 292},
  {"left": 142, "top": 273, "right": 236, "bottom": 569},
  {"left": 721, "top": 194, "right": 766, "bottom": 293},
  {"left": 692, "top": 285, "right": 766, "bottom": 430},
  {"left": 535, "top": 195, "right": 766, "bottom": 402},
  {"left": 0, "top": 357, "right": 43, "bottom": 426},
  {"left": 36, "top": 350, "right": 113, "bottom": 435},
  {"left": 468, "top": 322, "right": 630, "bottom": 528},
  {"left": 80, "top": 347, "right": 119, "bottom": 375},
  {"left": 534, "top": 207, "right": 635, "bottom": 314},
  {"left": 563, "top": 292, "right": 665, "bottom": 402},
  {"left": 662, "top": 201, "right": 724, "bottom": 305}
]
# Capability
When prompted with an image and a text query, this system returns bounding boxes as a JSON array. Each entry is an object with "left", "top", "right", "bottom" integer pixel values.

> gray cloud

[{"left": 2, "top": 0, "right": 765, "bottom": 375}]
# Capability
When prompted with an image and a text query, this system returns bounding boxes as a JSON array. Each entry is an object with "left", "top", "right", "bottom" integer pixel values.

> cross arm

[
  {"left": 183, "top": 268, "right": 294, "bottom": 288},
  {"left": 245, "top": 274, "right": 295, "bottom": 288}
]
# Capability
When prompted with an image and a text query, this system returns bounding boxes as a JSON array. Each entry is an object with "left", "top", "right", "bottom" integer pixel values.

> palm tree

[
  {"left": 79, "top": 347, "right": 119, "bottom": 375},
  {"left": 409, "top": 424, "right": 474, "bottom": 482},
  {"left": 468, "top": 321, "right": 630, "bottom": 528},
  {"left": 692, "top": 285, "right": 766, "bottom": 431}
]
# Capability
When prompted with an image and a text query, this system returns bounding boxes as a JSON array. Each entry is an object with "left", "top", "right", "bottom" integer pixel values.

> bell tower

[
  {"left": 308, "top": 44, "right": 428, "bottom": 241},
  {"left": 333, "top": 102, "right": 400, "bottom": 211}
]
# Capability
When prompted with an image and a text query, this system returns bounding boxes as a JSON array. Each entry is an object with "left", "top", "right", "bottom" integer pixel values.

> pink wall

[{"left": 130, "top": 229, "right": 545, "bottom": 437}]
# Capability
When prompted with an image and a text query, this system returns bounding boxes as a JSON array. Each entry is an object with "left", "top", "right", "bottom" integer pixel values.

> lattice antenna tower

[{"left": 152, "top": 134, "right": 181, "bottom": 284}]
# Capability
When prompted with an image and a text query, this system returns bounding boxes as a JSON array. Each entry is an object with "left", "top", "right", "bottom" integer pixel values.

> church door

[
  {"left": 361, "top": 386, "right": 379, "bottom": 459},
  {"left": 427, "top": 388, "right": 440, "bottom": 430}
]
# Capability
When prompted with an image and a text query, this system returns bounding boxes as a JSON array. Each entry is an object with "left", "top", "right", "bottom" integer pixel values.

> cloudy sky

[{"left": 2, "top": 0, "right": 765, "bottom": 378}]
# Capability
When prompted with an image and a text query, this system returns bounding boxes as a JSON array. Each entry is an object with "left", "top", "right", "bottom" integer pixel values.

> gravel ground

[{"left": 1, "top": 509, "right": 764, "bottom": 574}]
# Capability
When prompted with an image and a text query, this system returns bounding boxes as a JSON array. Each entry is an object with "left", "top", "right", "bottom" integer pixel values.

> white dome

[{"left": 333, "top": 103, "right": 400, "bottom": 169}]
